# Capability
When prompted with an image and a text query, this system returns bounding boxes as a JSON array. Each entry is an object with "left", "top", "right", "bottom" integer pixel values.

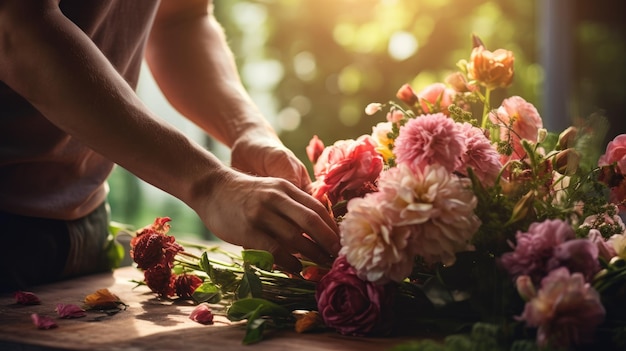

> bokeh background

[{"left": 107, "top": 0, "right": 626, "bottom": 239}]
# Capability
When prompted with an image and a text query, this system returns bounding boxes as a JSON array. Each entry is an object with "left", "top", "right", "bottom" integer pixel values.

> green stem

[{"left": 481, "top": 88, "right": 492, "bottom": 129}]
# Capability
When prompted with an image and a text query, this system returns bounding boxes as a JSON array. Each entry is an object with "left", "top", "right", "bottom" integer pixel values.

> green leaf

[
  {"left": 227, "top": 298, "right": 291, "bottom": 322},
  {"left": 237, "top": 267, "right": 263, "bottom": 299},
  {"left": 199, "top": 252, "right": 214, "bottom": 280},
  {"left": 192, "top": 282, "right": 222, "bottom": 303},
  {"left": 242, "top": 311, "right": 266, "bottom": 345},
  {"left": 242, "top": 250, "right": 274, "bottom": 271},
  {"left": 105, "top": 235, "right": 125, "bottom": 269}
]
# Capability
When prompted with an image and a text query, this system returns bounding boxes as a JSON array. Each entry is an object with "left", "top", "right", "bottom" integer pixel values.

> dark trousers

[{"left": 0, "top": 202, "right": 113, "bottom": 292}]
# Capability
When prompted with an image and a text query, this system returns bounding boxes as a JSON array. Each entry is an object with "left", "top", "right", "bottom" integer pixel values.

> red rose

[{"left": 315, "top": 256, "right": 395, "bottom": 336}]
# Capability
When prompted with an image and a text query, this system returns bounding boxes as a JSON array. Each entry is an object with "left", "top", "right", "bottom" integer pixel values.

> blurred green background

[{"left": 107, "top": 0, "right": 626, "bottom": 240}]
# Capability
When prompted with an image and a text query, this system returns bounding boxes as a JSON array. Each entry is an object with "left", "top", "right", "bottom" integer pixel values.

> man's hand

[
  {"left": 196, "top": 170, "right": 340, "bottom": 274},
  {"left": 231, "top": 133, "right": 312, "bottom": 192}
]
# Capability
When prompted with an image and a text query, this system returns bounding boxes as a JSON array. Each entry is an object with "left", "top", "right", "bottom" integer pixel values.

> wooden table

[{"left": 0, "top": 264, "right": 426, "bottom": 351}]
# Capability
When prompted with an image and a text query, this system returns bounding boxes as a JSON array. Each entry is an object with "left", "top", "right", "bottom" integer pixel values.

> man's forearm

[
  {"left": 0, "top": 1, "right": 228, "bottom": 209},
  {"left": 145, "top": 0, "right": 279, "bottom": 149}
]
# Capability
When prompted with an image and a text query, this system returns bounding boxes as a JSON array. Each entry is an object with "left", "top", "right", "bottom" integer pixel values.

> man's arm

[
  {"left": 0, "top": 0, "right": 339, "bottom": 272},
  {"left": 146, "top": 0, "right": 312, "bottom": 190}
]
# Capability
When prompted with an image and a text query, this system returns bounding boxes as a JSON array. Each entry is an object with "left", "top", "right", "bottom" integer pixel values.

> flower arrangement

[{"left": 129, "top": 35, "right": 626, "bottom": 350}]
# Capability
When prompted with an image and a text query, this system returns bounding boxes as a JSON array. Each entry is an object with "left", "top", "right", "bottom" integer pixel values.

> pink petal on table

[
  {"left": 31, "top": 313, "right": 58, "bottom": 329},
  {"left": 189, "top": 303, "right": 214, "bottom": 325},
  {"left": 14, "top": 291, "right": 41, "bottom": 305},
  {"left": 56, "top": 303, "right": 87, "bottom": 318}
]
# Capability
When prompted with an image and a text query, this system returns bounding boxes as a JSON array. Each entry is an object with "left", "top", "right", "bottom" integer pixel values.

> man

[{"left": 0, "top": 0, "right": 339, "bottom": 290}]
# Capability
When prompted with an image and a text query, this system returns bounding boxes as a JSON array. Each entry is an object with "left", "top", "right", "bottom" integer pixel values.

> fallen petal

[
  {"left": 189, "top": 303, "right": 214, "bottom": 325},
  {"left": 56, "top": 303, "right": 87, "bottom": 318},
  {"left": 15, "top": 291, "right": 41, "bottom": 305},
  {"left": 84, "top": 288, "right": 124, "bottom": 309},
  {"left": 31, "top": 314, "right": 58, "bottom": 330}
]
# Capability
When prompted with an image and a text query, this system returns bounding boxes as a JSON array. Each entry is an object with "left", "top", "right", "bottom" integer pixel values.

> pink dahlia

[
  {"left": 518, "top": 267, "right": 605, "bottom": 349},
  {"left": 456, "top": 122, "right": 502, "bottom": 186},
  {"left": 394, "top": 113, "right": 466, "bottom": 173},
  {"left": 339, "top": 192, "right": 416, "bottom": 284},
  {"left": 377, "top": 164, "right": 480, "bottom": 266}
]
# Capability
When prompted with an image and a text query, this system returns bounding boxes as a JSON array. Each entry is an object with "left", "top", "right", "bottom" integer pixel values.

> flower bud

[
  {"left": 515, "top": 275, "right": 536, "bottom": 301},
  {"left": 553, "top": 148, "right": 581, "bottom": 175},
  {"left": 557, "top": 126, "right": 578, "bottom": 150},
  {"left": 396, "top": 83, "right": 418, "bottom": 106}
]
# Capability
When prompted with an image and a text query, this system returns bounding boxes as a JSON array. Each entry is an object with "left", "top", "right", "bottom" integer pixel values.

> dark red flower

[
  {"left": 14, "top": 291, "right": 41, "bottom": 305},
  {"left": 144, "top": 264, "right": 175, "bottom": 297},
  {"left": 174, "top": 274, "right": 203, "bottom": 299},
  {"left": 130, "top": 231, "right": 183, "bottom": 270},
  {"left": 315, "top": 256, "right": 395, "bottom": 336}
]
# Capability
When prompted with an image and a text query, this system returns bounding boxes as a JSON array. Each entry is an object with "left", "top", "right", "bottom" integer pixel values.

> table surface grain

[{"left": 0, "top": 263, "right": 430, "bottom": 351}]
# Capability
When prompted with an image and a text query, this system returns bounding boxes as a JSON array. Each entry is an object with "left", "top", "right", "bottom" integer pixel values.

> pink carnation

[
  {"left": 377, "top": 164, "right": 480, "bottom": 266},
  {"left": 311, "top": 135, "right": 383, "bottom": 206},
  {"left": 456, "top": 122, "right": 502, "bottom": 186},
  {"left": 489, "top": 96, "right": 543, "bottom": 161},
  {"left": 500, "top": 219, "right": 575, "bottom": 284},
  {"left": 339, "top": 192, "right": 417, "bottom": 284},
  {"left": 517, "top": 268, "right": 605, "bottom": 349},
  {"left": 394, "top": 113, "right": 466, "bottom": 173}
]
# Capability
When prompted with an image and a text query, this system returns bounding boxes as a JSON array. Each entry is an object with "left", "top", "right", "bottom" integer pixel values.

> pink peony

[
  {"left": 339, "top": 192, "right": 417, "bottom": 284},
  {"left": 311, "top": 135, "right": 383, "bottom": 206},
  {"left": 598, "top": 134, "right": 626, "bottom": 173},
  {"left": 517, "top": 267, "right": 605, "bottom": 349},
  {"left": 394, "top": 113, "right": 466, "bottom": 173},
  {"left": 489, "top": 96, "right": 543, "bottom": 161},
  {"left": 456, "top": 122, "right": 502, "bottom": 186},
  {"left": 417, "top": 83, "right": 456, "bottom": 115},
  {"left": 377, "top": 164, "right": 480, "bottom": 265},
  {"left": 500, "top": 219, "right": 575, "bottom": 284},
  {"left": 315, "top": 256, "right": 395, "bottom": 336}
]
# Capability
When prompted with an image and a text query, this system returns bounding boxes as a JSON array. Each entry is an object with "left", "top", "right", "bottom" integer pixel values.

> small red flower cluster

[{"left": 130, "top": 217, "right": 201, "bottom": 298}]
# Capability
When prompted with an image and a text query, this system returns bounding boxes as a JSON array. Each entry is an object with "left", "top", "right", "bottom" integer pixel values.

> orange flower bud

[{"left": 467, "top": 45, "right": 515, "bottom": 90}]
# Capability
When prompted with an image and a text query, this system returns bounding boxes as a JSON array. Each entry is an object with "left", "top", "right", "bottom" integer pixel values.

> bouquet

[{"left": 129, "top": 35, "right": 626, "bottom": 350}]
